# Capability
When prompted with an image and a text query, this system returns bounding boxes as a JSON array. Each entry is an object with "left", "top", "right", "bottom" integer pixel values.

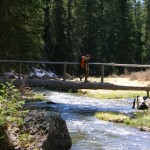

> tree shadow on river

[{"left": 24, "top": 98, "right": 134, "bottom": 121}]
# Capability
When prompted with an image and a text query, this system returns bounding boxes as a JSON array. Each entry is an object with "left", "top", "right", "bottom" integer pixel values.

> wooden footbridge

[{"left": 0, "top": 60, "right": 150, "bottom": 97}]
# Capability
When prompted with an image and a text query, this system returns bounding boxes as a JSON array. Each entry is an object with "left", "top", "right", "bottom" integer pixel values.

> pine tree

[
  {"left": 43, "top": 0, "right": 53, "bottom": 61},
  {"left": 115, "top": 0, "right": 134, "bottom": 64},
  {"left": 0, "top": 0, "right": 44, "bottom": 60},
  {"left": 132, "top": 0, "right": 143, "bottom": 63},
  {"left": 142, "top": 0, "right": 150, "bottom": 63},
  {"left": 51, "top": 0, "right": 67, "bottom": 61}
]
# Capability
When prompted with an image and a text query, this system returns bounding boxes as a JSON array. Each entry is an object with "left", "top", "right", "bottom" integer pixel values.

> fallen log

[{"left": 0, "top": 79, "right": 150, "bottom": 92}]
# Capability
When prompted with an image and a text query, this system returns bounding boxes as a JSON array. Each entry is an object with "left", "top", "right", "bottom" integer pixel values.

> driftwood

[{"left": 1, "top": 79, "right": 150, "bottom": 92}]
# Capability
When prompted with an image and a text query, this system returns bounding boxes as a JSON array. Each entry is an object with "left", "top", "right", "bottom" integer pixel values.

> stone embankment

[{"left": 5, "top": 110, "right": 72, "bottom": 150}]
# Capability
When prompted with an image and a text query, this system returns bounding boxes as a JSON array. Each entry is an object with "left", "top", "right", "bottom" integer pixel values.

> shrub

[{"left": 0, "top": 81, "right": 27, "bottom": 128}]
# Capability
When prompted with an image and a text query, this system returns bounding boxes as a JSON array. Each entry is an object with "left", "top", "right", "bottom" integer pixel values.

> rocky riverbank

[{"left": 3, "top": 110, "right": 72, "bottom": 150}]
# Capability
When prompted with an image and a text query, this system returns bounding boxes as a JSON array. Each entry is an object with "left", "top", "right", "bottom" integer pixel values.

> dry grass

[
  {"left": 130, "top": 69, "right": 150, "bottom": 82},
  {"left": 75, "top": 70, "right": 150, "bottom": 99}
]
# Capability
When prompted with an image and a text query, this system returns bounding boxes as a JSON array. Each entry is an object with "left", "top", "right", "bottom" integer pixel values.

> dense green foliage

[
  {"left": 0, "top": 0, "right": 150, "bottom": 74},
  {"left": 0, "top": 81, "right": 26, "bottom": 128}
]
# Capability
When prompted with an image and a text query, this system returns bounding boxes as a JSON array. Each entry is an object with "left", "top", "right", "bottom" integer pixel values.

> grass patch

[
  {"left": 95, "top": 110, "right": 150, "bottom": 129},
  {"left": 95, "top": 112, "right": 129, "bottom": 123},
  {"left": 22, "top": 93, "right": 46, "bottom": 102},
  {"left": 32, "top": 93, "right": 46, "bottom": 101},
  {"left": 126, "top": 111, "right": 150, "bottom": 128},
  {"left": 78, "top": 89, "right": 145, "bottom": 99}
]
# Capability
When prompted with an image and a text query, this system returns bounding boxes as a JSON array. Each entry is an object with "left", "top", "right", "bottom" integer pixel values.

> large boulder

[
  {"left": 132, "top": 96, "right": 150, "bottom": 110},
  {"left": 42, "top": 112, "right": 72, "bottom": 150},
  {"left": 6, "top": 110, "right": 72, "bottom": 150},
  {"left": 144, "top": 98, "right": 150, "bottom": 109}
]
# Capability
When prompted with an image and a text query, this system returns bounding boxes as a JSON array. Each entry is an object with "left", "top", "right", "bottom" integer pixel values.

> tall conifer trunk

[{"left": 43, "top": 0, "right": 53, "bottom": 61}]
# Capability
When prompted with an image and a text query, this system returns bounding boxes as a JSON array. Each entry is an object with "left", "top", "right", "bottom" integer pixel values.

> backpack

[{"left": 80, "top": 56, "right": 86, "bottom": 69}]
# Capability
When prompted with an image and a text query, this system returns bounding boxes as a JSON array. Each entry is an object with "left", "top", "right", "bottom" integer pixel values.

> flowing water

[{"left": 32, "top": 90, "right": 150, "bottom": 150}]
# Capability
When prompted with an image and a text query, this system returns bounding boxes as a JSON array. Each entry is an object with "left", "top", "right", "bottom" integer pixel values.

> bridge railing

[
  {"left": 90, "top": 63, "right": 150, "bottom": 83},
  {"left": 0, "top": 60, "right": 150, "bottom": 82}
]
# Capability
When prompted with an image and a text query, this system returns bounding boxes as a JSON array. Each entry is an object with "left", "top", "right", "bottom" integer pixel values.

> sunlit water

[{"left": 31, "top": 90, "right": 150, "bottom": 150}]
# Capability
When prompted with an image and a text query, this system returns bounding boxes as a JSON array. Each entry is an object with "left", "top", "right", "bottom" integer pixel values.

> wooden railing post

[
  {"left": 18, "top": 63, "right": 22, "bottom": 79},
  {"left": 147, "top": 90, "right": 149, "bottom": 97},
  {"left": 63, "top": 63, "right": 66, "bottom": 81},
  {"left": 101, "top": 64, "right": 104, "bottom": 83}
]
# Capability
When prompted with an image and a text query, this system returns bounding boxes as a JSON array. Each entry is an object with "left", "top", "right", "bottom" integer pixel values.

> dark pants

[
  {"left": 79, "top": 66, "right": 89, "bottom": 82},
  {"left": 79, "top": 68, "right": 85, "bottom": 81}
]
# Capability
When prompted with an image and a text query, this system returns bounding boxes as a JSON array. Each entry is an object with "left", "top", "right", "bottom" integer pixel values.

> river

[{"left": 33, "top": 89, "right": 150, "bottom": 150}]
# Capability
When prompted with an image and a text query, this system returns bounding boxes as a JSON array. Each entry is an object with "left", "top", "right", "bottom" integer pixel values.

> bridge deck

[{"left": 0, "top": 79, "right": 150, "bottom": 96}]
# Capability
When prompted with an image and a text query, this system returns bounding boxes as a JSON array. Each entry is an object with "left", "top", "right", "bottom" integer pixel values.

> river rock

[
  {"left": 4, "top": 110, "right": 72, "bottom": 150},
  {"left": 132, "top": 96, "right": 150, "bottom": 110},
  {"left": 144, "top": 98, "right": 150, "bottom": 108},
  {"left": 42, "top": 112, "right": 72, "bottom": 150}
]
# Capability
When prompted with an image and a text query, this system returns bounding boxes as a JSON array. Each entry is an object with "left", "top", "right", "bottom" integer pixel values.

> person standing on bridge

[{"left": 79, "top": 54, "right": 91, "bottom": 82}]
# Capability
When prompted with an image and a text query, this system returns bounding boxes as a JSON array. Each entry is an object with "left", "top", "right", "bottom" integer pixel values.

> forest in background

[{"left": 0, "top": 0, "right": 150, "bottom": 75}]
